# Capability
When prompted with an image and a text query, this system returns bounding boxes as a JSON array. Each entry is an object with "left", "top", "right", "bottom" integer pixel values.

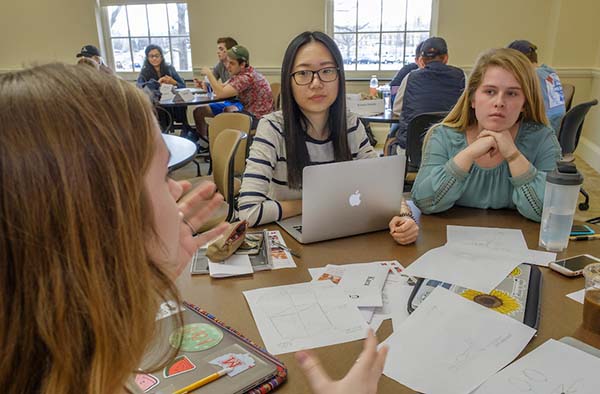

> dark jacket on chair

[{"left": 393, "top": 61, "right": 465, "bottom": 148}]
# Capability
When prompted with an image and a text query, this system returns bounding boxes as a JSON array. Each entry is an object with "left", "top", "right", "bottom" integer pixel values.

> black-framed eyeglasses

[{"left": 290, "top": 67, "right": 339, "bottom": 86}]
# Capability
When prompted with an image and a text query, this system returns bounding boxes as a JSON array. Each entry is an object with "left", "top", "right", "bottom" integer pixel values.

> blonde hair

[
  {"left": 0, "top": 64, "right": 180, "bottom": 393},
  {"left": 442, "top": 47, "right": 548, "bottom": 131}
]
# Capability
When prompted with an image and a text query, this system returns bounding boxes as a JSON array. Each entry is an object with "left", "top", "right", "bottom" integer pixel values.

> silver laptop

[{"left": 277, "top": 154, "right": 405, "bottom": 244}]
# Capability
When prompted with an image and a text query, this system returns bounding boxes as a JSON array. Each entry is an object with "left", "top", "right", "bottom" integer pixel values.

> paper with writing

[
  {"left": 474, "top": 339, "right": 600, "bottom": 394},
  {"left": 382, "top": 287, "right": 536, "bottom": 394},
  {"left": 243, "top": 281, "right": 368, "bottom": 355}
]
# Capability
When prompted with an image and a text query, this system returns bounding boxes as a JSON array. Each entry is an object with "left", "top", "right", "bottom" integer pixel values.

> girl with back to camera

[
  {"left": 0, "top": 63, "right": 386, "bottom": 394},
  {"left": 411, "top": 48, "right": 562, "bottom": 221},
  {"left": 239, "top": 31, "right": 418, "bottom": 245}
]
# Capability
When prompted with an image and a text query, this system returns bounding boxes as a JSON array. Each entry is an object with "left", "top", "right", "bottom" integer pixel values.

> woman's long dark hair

[
  {"left": 281, "top": 31, "right": 351, "bottom": 189},
  {"left": 139, "top": 44, "right": 170, "bottom": 82}
]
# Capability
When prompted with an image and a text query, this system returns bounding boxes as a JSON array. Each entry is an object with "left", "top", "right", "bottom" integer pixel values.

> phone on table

[
  {"left": 570, "top": 224, "right": 595, "bottom": 236},
  {"left": 548, "top": 254, "right": 600, "bottom": 277}
]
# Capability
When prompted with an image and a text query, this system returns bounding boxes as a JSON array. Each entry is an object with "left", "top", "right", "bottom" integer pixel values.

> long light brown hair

[
  {"left": 0, "top": 64, "right": 180, "bottom": 393},
  {"left": 442, "top": 47, "right": 548, "bottom": 131}
]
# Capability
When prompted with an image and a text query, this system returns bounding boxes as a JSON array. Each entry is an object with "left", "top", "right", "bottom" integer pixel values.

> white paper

[
  {"left": 402, "top": 244, "right": 522, "bottom": 293},
  {"left": 567, "top": 288, "right": 585, "bottom": 304},
  {"left": 446, "top": 225, "right": 555, "bottom": 265},
  {"left": 267, "top": 231, "right": 296, "bottom": 269},
  {"left": 522, "top": 249, "right": 557, "bottom": 267},
  {"left": 474, "top": 339, "right": 600, "bottom": 394},
  {"left": 243, "top": 281, "right": 368, "bottom": 355},
  {"left": 208, "top": 254, "right": 253, "bottom": 278},
  {"left": 382, "top": 287, "right": 536, "bottom": 394},
  {"left": 446, "top": 225, "right": 528, "bottom": 249},
  {"left": 308, "top": 267, "right": 325, "bottom": 280},
  {"left": 316, "top": 263, "right": 389, "bottom": 307},
  {"left": 176, "top": 88, "right": 194, "bottom": 102}
]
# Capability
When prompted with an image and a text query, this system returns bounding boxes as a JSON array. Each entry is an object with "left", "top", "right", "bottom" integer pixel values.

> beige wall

[
  {"left": 1, "top": 0, "right": 99, "bottom": 70},
  {"left": 2, "top": 0, "right": 600, "bottom": 169},
  {"left": 188, "top": 0, "right": 325, "bottom": 70}
]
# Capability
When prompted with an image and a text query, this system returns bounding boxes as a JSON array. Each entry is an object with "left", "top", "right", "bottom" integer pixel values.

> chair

[
  {"left": 557, "top": 99, "right": 598, "bottom": 210},
  {"left": 404, "top": 112, "right": 448, "bottom": 189},
  {"left": 270, "top": 82, "right": 281, "bottom": 111},
  {"left": 191, "top": 129, "right": 248, "bottom": 233},
  {"left": 205, "top": 112, "right": 252, "bottom": 176},
  {"left": 562, "top": 83, "right": 575, "bottom": 112}
]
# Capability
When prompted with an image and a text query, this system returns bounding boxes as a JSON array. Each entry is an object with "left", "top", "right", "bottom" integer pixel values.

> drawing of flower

[{"left": 461, "top": 289, "right": 522, "bottom": 315}]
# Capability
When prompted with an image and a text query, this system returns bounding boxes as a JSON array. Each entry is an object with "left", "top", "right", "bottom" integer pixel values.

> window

[
  {"left": 104, "top": 2, "right": 191, "bottom": 73},
  {"left": 332, "top": 0, "right": 432, "bottom": 71}
]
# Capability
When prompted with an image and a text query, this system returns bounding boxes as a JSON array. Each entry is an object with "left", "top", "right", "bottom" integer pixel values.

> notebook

[
  {"left": 133, "top": 303, "right": 286, "bottom": 393},
  {"left": 277, "top": 154, "right": 405, "bottom": 243}
]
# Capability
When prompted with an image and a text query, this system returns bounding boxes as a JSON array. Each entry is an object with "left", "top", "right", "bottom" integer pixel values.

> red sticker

[
  {"left": 135, "top": 373, "right": 159, "bottom": 392},
  {"left": 164, "top": 355, "right": 197, "bottom": 378}
]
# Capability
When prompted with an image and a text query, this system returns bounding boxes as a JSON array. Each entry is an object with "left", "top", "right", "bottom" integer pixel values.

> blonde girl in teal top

[{"left": 412, "top": 48, "right": 561, "bottom": 221}]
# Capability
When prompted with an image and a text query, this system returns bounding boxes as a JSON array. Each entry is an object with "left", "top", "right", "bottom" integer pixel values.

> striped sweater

[{"left": 238, "top": 111, "right": 378, "bottom": 227}]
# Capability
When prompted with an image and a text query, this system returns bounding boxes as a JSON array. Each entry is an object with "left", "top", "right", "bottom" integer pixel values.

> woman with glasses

[
  {"left": 239, "top": 31, "right": 419, "bottom": 245},
  {"left": 137, "top": 44, "right": 185, "bottom": 89},
  {"left": 137, "top": 44, "right": 189, "bottom": 135}
]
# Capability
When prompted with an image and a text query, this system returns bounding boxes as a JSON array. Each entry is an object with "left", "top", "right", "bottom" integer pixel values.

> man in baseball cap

[
  {"left": 391, "top": 36, "right": 465, "bottom": 150},
  {"left": 76, "top": 45, "right": 114, "bottom": 75},
  {"left": 193, "top": 44, "right": 272, "bottom": 149}
]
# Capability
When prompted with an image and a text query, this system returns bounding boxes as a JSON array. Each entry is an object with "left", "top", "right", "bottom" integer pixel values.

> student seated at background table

[
  {"left": 508, "top": 39, "right": 566, "bottom": 134},
  {"left": 411, "top": 48, "right": 562, "bottom": 222},
  {"left": 238, "top": 31, "right": 419, "bottom": 245},
  {"left": 0, "top": 63, "right": 387, "bottom": 394},
  {"left": 193, "top": 45, "right": 273, "bottom": 151},
  {"left": 75, "top": 44, "right": 114, "bottom": 75},
  {"left": 136, "top": 44, "right": 188, "bottom": 134},
  {"left": 192, "top": 37, "right": 244, "bottom": 123}
]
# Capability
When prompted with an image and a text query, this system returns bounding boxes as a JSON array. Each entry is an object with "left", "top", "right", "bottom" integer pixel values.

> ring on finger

[{"left": 182, "top": 217, "right": 197, "bottom": 236}]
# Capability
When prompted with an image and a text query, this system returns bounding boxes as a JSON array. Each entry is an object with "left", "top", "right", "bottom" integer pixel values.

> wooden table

[{"left": 178, "top": 208, "right": 597, "bottom": 393}]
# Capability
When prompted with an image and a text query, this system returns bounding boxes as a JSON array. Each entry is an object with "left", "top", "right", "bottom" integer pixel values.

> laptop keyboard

[{"left": 293, "top": 225, "right": 303, "bottom": 233}]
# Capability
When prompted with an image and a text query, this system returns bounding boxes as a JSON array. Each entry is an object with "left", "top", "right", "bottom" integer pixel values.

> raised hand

[
  {"left": 296, "top": 329, "right": 388, "bottom": 394},
  {"left": 175, "top": 181, "right": 228, "bottom": 276}
]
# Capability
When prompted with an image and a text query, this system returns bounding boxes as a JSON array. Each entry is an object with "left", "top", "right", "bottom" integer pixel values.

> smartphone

[
  {"left": 548, "top": 254, "right": 600, "bottom": 277},
  {"left": 570, "top": 224, "right": 595, "bottom": 236}
]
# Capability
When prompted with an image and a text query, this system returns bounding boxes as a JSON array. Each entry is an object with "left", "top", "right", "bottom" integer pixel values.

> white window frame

[
  {"left": 325, "top": 0, "right": 439, "bottom": 79},
  {"left": 98, "top": 0, "right": 193, "bottom": 81}
]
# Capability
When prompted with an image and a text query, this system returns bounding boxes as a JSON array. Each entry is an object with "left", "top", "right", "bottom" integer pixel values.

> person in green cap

[{"left": 193, "top": 44, "right": 273, "bottom": 151}]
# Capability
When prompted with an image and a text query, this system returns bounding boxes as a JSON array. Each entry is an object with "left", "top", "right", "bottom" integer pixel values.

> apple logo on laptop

[{"left": 349, "top": 190, "right": 361, "bottom": 207}]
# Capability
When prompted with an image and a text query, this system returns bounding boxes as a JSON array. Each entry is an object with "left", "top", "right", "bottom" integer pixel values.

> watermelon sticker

[
  {"left": 163, "top": 355, "right": 196, "bottom": 378},
  {"left": 134, "top": 373, "right": 159, "bottom": 392},
  {"left": 169, "top": 323, "right": 223, "bottom": 352}
]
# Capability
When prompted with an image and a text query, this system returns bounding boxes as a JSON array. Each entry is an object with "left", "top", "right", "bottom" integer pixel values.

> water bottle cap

[{"left": 546, "top": 163, "right": 584, "bottom": 186}]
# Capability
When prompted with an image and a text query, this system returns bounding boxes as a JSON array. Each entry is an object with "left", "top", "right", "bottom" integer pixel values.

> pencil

[
  {"left": 570, "top": 234, "right": 600, "bottom": 241},
  {"left": 172, "top": 367, "right": 233, "bottom": 394}
]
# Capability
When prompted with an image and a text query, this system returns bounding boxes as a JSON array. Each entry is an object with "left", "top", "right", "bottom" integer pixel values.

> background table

[
  {"left": 177, "top": 208, "right": 598, "bottom": 393},
  {"left": 162, "top": 134, "right": 197, "bottom": 171},
  {"left": 359, "top": 112, "right": 400, "bottom": 124}
]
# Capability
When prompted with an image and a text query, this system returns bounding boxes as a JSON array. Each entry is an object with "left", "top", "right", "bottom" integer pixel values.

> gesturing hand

[
  {"left": 175, "top": 181, "right": 228, "bottom": 276},
  {"left": 296, "top": 329, "right": 388, "bottom": 394},
  {"left": 478, "top": 129, "right": 519, "bottom": 159}
]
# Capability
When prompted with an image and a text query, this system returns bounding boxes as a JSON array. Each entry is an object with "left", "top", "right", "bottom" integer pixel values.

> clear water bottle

[
  {"left": 369, "top": 75, "right": 378, "bottom": 96},
  {"left": 382, "top": 84, "right": 391, "bottom": 112},
  {"left": 204, "top": 76, "right": 213, "bottom": 97},
  {"left": 539, "top": 163, "right": 584, "bottom": 252}
]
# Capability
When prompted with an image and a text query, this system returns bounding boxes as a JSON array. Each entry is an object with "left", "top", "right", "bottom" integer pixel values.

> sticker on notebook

[
  {"left": 163, "top": 355, "right": 196, "bottom": 378},
  {"left": 134, "top": 373, "right": 160, "bottom": 392},
  {"left": 209, "top": 353, "right": 256, "bottom": 376},
  {"left": 169, "top": 323, "right": 223, "bottom": 352}
]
